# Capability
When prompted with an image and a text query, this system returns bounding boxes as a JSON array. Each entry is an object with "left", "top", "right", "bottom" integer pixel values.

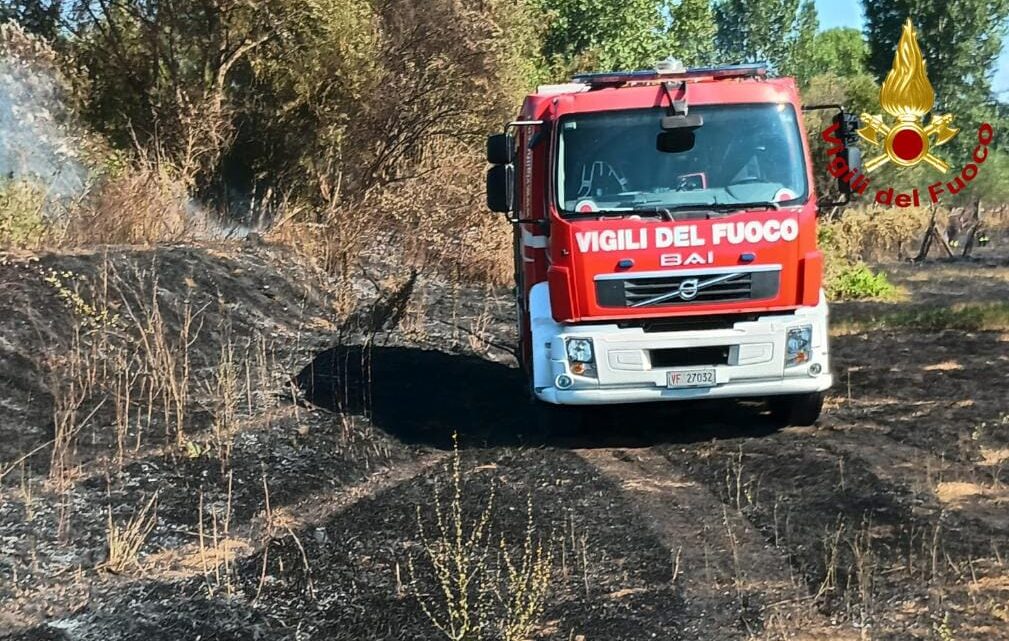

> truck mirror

[
  {"left": 486, "top": 164, "right": 513, "bottom": 213},
  {"left": 657, "top": 130, "right": 696, "bottom": 153},
  {"left": 838, "top": 146, "right": 862, "bottom": 196},
  {"left": 833, "top": 112, "right": 861, "bottom": 143},
  {"left": 486, "top": 133, "right": 514, "bottom": 165}
]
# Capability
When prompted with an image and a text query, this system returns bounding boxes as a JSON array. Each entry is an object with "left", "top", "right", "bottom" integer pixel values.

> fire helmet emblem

[{"left": 857, "top": 19, "right": 959, "bottom": 173}]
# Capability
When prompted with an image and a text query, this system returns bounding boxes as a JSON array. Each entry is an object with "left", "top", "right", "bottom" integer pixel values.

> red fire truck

[{"left": 486, "top": 63, "right": 861, "bottom": 426}]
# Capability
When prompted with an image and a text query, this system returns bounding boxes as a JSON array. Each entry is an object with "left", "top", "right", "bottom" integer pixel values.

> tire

[{"left": 767, "top": 391, "right": 824, "bottom": 427}]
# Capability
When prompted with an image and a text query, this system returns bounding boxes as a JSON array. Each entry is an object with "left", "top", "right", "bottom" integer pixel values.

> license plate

[{"left": 667, "top": 368, "right": 716, "bottom": 388}]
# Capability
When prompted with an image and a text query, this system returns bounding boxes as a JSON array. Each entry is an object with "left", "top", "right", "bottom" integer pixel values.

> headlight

[
  {"left": 565, "top": 338, "right": 594, "bottom": 363},
  {"left": 785, "top": 325, "right": 812, "bottom": 366}
]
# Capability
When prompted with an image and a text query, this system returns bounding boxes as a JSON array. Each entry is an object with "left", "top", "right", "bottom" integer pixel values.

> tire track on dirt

[
  {"left": 819, "top": 428, "right": 1009, "bottom": 533},
  {"left": 656, "top": 426, "right": 1009, "bottom": 639},
  {"left": 576, "top": 447, "right": 857, "bottom": 640}
]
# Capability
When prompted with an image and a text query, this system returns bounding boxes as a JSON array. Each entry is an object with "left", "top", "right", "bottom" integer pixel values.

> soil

[{"left": 1, "top": 244, "right": 1008, "bottom": 641}]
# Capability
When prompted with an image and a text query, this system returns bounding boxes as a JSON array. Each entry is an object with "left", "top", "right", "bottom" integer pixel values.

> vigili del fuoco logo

[{"left": 821, "top": 18, "right": 995, "bottom": 207}]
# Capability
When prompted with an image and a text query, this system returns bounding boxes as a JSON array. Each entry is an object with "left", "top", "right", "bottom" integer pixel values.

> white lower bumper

[
  {"left": 532, "top": 287, "right": 832, "bottom": 406},
  {"left": 538, "top": 373, "right": 832, "bottom": 405}
]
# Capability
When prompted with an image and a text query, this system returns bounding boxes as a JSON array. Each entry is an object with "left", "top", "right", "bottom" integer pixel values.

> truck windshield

[{"left": 556, "top": 103, "right": 808, "bottom": 215}]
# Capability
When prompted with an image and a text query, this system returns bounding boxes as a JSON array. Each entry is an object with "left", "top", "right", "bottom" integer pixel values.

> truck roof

[
  {"left": 523, "top": 63, "right": 798, "bottom": 117},
  {"left": 533, "top": 63, "right": 770, "bottom": 96}
]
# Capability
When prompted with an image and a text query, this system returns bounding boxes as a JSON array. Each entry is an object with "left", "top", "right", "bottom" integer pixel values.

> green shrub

[
  {"left": 0, "top": 179, "right": 50, "bottom": 248},
  {"left": 819, "top": 220, "right": 897, "bottom": 300},
  {"left": 827, "top": 262, "right": 896, "bottom": 300}
]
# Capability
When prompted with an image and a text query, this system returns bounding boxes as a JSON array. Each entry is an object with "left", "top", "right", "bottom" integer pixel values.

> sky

[{"left": 813, "top": 0, "right": 1009, "bottom": 95}]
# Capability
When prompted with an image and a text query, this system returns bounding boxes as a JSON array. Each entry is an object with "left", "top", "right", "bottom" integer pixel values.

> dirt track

[{"left": 2, "top": 250, "right": 1009, "bottom": 640}]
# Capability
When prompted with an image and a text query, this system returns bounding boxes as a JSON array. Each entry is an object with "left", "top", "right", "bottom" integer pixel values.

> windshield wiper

[
  {"left": 630, "top": 203, "right": 717, "bottom": 221},
  {"left": 572, "top": 201, "right": 780, "bottom": 221},
  {"left": 707, "top": 201, "right": 781, "bottom": 214}
]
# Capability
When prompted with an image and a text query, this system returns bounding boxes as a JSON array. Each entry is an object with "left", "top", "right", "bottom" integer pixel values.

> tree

[
  {"left": 665, "top": 0, "right": 718, "bottom": 67},
  {"left": 67, "top": 0, "right": 292, "bottom": 190},
  {"left": 809, "top": 28, "right": 870, "bottom": 79},
  {"left": 714, "top": 0, "right": 803, "bottom": 71},
  {"left": 863, "top": 0, "right": 1009, "bottom": 115},
  {"left": 534, "top": 0, "right": 669, "bottom": 74},
  {"left": 783, "top": 0, "right": 819, "bottom": 85},
  {"left": 0, "top": 1, "right": 62, "bottom": 40}
]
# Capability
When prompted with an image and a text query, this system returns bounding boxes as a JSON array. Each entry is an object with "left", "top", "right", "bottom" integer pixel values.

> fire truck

[{"left": 486, "top": 62, "right": 861, "bottom": 426}]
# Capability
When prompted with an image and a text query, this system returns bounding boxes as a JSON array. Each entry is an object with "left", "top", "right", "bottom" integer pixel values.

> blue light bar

[{"left": 571, "top": 63, "right": 768, "bottom": 86}]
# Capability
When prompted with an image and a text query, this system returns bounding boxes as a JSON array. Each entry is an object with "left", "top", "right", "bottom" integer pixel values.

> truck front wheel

[{"left": 767, "top": 392, "right": 824, "bottom": 427}]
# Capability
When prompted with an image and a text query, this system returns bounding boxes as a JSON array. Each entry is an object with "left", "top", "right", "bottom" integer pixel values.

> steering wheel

[{"left": 577, "top": 161, "right": 629, "bottom": 198}]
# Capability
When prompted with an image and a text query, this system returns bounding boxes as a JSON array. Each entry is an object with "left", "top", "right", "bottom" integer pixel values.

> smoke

[{"left": 0, "top": 23, "right": 88, "bottom": 206}]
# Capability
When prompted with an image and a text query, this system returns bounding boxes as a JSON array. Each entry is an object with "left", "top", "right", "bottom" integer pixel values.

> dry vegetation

[{"left": 408, "top": 437, "right": 554, "bottom": 641}]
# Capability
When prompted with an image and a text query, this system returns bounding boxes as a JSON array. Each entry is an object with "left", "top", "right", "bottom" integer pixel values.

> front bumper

[{"left": 535, "top": 299, "right": 831, "bottom": 406}]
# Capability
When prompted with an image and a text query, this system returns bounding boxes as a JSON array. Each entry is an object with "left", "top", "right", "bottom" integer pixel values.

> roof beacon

[{"left": 655, "top": 58, "right": 686, "bottom": 74}]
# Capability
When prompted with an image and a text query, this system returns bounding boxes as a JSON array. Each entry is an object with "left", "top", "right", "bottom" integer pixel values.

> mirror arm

[
  {"left": 817, "top": 194, "right": 852, "bottom": 211},
  {"left": 802, "top": 103, "right": 845, "bottom": 113}
]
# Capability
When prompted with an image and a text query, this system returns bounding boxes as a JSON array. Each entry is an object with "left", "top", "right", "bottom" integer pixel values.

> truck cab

[{"left": 487, "top": 63, "right": 858, "bottom": 426}]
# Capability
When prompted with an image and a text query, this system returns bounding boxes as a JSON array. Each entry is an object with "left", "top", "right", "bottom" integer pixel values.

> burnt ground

[{"left": 1, "top": 245, "right": 1009, "bottom": 641}]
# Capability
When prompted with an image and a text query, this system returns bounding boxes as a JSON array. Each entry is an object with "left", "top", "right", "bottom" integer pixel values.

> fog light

[
  {"left": 808, "top": 362, "right": 822, "bottom": 376},
  {"left": 785, "top": 325, "right": 812, "bottom": 367},
  {"left": 556, "top": 374, "right": 573, "bottom": 389}
]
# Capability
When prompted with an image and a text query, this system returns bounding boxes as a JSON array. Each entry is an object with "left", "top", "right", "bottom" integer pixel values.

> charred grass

[{"left": 3, "top": 250, "right": 1009, "bottom": 640}]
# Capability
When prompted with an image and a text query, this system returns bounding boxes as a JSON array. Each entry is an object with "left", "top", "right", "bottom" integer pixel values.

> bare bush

[
  {"left": 63, "top": 156, "right": 202, "bottom": 245},
  {"left": 408, "top": 437, "right": 554, "bottom": 641},
  {"left": 495, "top": 498, "right": 554, "bottom": 641}
]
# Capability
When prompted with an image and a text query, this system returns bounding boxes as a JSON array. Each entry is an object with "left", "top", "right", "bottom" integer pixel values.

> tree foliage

[
  {"left": 714, "top": 0, "right": 804, "bottom": 70},
  {"left": 666, "top": 0, "right": 718, "bottom": 67},
  {"left": 0, "top": 0, "right": 60, "bottom": 39},
  {"left": 533, "top": 0, "right": 721, "bottom": 76},
  {"left": 534, "top": 0, "right": 669, "bottom": 74},
  {"left": 783, "top": 0, "right": 819, "bottom": 85},
  {"left": 809, "top": 28, "right": 870, "bottom": 79}
]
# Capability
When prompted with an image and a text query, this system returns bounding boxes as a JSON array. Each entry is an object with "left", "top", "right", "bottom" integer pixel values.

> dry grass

[
  {"left": 0, "top": 163, "right": 206, "bottom": 251},
  {"left": 822, "top": 205, "right": 935, "bottom": 262},
  {"left": 267, "top": 143, "right": 513, "bottom": 312},
  {"left": 63, "top": 158, "right": 204, "bottom": 245},
  {"left": 20, "top": 254, "right": 286, "bottom": 501},
  {"left": 103, "top": 492, "right": 159, "bottom": 573},
  {"left": 0, "top": 180, "right": 49, "bottom": 248},
  {"left": 197, "top": 473, "right": 238, "bottom": 597}
]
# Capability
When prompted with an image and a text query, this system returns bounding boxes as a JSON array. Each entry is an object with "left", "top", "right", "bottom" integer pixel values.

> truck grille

[{"left": 595, "top": 268, "right": 780, "bottom": 308}]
